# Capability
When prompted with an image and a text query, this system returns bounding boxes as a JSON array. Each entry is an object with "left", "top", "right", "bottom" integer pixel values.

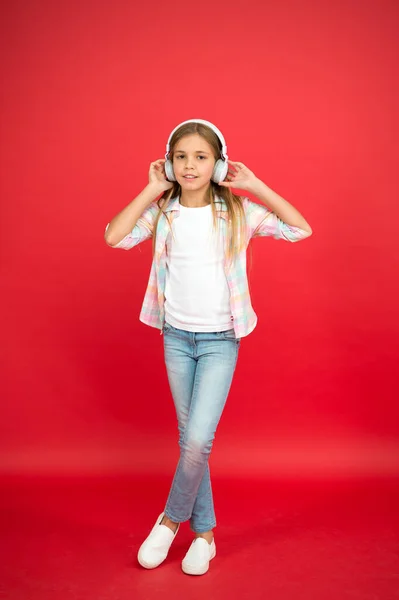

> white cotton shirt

[{"left": 164, "top": 202, "right": 234, "bottom": 332}]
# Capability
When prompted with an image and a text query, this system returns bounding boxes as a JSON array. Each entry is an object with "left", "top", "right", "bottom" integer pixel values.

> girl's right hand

[{"left": 149, "top": 159, "right": 174, "bottom": 192}]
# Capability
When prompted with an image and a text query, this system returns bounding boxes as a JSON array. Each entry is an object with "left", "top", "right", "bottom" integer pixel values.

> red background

[{"left": 1, "top": 0, "right": 398, "bottom": 479}]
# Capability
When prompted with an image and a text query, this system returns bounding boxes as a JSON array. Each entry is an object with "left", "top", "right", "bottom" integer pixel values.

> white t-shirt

[{"left": 164, "top": 202, "right": 234, "bottom": 332}]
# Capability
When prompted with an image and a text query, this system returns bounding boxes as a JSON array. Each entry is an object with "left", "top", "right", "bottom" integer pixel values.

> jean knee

[{"left": 182, "top": 435, "right": 214, "bottom": 464}]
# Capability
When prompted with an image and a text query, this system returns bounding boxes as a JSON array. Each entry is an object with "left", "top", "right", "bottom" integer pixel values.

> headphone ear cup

[
  {"left": 164, "top": 159, "right": 176, "bottom": 182},
  {"left": 212, "top": 159, "right": 228, "bottom": 184}
]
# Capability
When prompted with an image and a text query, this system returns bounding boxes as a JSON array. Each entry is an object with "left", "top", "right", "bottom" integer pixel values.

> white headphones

[{"left": 164, "top": 118, "right": 229, "bottom": 184}]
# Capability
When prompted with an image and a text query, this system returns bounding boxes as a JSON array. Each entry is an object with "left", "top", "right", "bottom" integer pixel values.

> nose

[{"left": 185, "top": 156, "right": 196, "bottom": 168}]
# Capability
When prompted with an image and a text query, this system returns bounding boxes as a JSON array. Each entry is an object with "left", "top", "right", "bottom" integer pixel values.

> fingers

[
  {"left": 150, "top": 159, "right": 167, "bottom": 174},
  {"left": 227, "top": 162, "right": 241, "bottom": 175}
]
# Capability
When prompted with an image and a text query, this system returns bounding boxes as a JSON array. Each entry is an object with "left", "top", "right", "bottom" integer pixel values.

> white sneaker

[
  {"left": 137, "top": 512, "right": 180, "bottom": 569},
  {"left": 181, "top": 537, "right": 216, "bottom": 575}
]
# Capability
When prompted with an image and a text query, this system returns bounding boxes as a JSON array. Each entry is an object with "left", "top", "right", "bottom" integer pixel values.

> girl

[{"left": 104, "top": 119, "right": 312, "bottom": 576}]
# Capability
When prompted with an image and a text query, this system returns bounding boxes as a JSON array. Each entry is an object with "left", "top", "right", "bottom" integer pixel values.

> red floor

[{"left": 1, "top": 474, "right": 398, "bottom": 600}]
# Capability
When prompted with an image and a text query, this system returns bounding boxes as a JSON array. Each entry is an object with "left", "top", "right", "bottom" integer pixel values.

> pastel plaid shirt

[{"left": 105, "top": 194, "right": 311, "bottom": 338}]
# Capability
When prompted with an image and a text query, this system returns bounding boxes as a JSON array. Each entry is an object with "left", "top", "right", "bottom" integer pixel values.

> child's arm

[
  {"left": 105, "top": 158, "right": 174, "bottom": 249},
  {"left": 219, "top": 159, "right": 312, "bottom": 242},
  {"left": 104, "top": 183, "right": 163, "bottom": 249},
  {"left": 245, "top": 197, "right": 311, "bottom": 242},
  {"left": 248, "top": 179, "right": 312, "bottom": 235}
]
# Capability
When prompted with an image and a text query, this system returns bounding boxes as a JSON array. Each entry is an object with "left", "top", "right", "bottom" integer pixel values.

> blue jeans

[{"left": 162, "top": 321, "right": 241, "bottom": 533}]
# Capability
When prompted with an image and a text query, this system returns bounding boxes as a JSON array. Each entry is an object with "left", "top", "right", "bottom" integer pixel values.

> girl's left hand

[{"left": 218, "top": 160, "right": 259, "bottom": 192}]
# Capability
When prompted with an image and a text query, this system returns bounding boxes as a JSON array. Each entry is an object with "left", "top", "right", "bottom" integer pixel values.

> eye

[{"left": 175, "top": 155, "right": 207, "bottom": 159}]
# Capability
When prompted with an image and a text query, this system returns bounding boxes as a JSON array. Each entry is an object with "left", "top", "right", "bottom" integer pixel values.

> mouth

[{"left": 183, "top": 175, "right": 198, "bottom": 179}]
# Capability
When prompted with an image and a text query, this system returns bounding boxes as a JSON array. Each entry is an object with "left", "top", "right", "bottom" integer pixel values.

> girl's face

[{"left": 172, "top": 134, "right": 216, "bottom": 188}]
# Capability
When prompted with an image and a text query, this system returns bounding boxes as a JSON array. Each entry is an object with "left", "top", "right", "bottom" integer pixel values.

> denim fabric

[{"left": 162, "top": 321, "right": 241, "bottom": 533}]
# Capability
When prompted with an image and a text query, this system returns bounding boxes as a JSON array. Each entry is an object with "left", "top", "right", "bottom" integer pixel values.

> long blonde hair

[{"left": 151, "top": 122, "right": 247, "bottom": 267}]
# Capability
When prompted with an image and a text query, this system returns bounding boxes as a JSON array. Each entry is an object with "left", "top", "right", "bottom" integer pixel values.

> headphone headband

[{"left": 165, "top": 119, "right": 228, "bottom": 160}]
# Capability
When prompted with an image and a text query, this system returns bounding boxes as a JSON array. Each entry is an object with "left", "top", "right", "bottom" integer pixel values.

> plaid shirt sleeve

[
  {"left": 104, "top": 201, "right": 160, "bottom": 250},
  {"left": 245, "top": 197, "right": 311, "bottom": 242}
]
